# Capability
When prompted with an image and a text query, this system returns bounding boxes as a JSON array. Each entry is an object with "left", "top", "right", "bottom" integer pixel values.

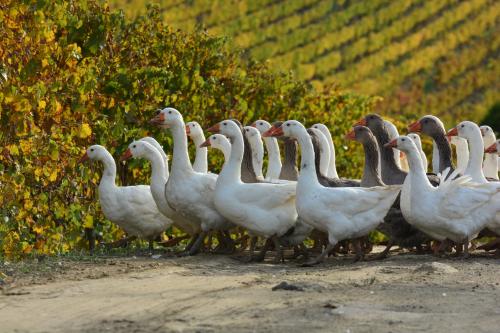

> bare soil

[{"left": 1, "top": 249, "right": 499, "bottom": 333}]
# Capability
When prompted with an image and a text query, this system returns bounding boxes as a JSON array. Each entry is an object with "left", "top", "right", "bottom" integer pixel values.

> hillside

[{"left": 111, "top": 0, "right": 499, "bottom": 122}]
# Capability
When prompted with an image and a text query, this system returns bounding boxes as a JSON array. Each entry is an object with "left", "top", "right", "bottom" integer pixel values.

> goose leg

[
  {"left": 159, "top": 234, "right": 190, "bottom": 248},
  {"left": 248, "top": 238, "right": 273, "bottom": 262},
  {"left": 148, "top": 240, "right": 154, "bottom": 254},
  {"left": 85, "top": 228, "right": 95, "bottom": 256},
  {"left": 271, "top": 236, "right": 284, "bottom": 264},
  {"left": 371, "top": 240, "right": 394, "bottom": 261},
  {"left": 302, "top": 243, "right": 335, "bottom": 267},
  {"left": 184, "top": 233, "right": 199, "bottom": 252},
  {"left": 353, "top": 238, "right": 364, "bottom": 262},
  {"left": 187, "top": 232, "right": 207, "bottom": 256},
  {"left": 103, "top": 236, "right": 137, "bottom": 250}
]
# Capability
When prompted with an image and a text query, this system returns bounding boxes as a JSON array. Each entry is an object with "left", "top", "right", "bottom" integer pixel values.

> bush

[{"left": 0, "top": 0, "right": 375, "bottom": 258}]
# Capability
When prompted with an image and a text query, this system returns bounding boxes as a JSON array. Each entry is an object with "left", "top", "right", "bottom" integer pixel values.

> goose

[
  {"left": 386, "top": 136, "right": 500, "bottom": 257},
  {"left": 308, "top": 127, "right": 331, "bottom": 176},
  {"left": 447, "top": 121, "right": 488, "bottom": 184},
  {"left": 265, "top": 121, "right": 400, "bottom": 265},
  {"left": 200, "top": 134, "right": 231, "bottom": 162},
  {"left": 407, "top": 133, "right": 428, "bottom": 172},
  {"left": 252, "top": 120, "right": 282, "bottom": 180},
  {"left": 243, "top": 126, "right": 265, "bottom": 179},
  {"left": 311, "top": 123, "right": 338, "bottom": 178},
  {"left": 139, "top": 136, "right": 169, "bottom": 178},
  {"left": 346, "top": 126, "right": 430, "bottom": 258},
  {"left": 279, "top": 137, "right": 299, "bottom": 181},
  {"left": 449, "top": 135, "right": 469, "bottom": 175},
  {"left": 485, "top": 140, "right": 500, "bottom": 155},
  {"left": 408, "top": 115, "right": 454, "bottom": 174},
  {"left": 186, "top": 121, "right": 208, "bottom": 173},
  {"left": 480, "top": 126, "right": 499, "bottom": 180},
  {"left": 81, "top": 145, "right": 172, "bottom": 250},
  {"left": 208, "top": 120, "right": 298, "bottom": 262},
  {"left": 150, "top": 108, "right": 233, "bottom": 255}
]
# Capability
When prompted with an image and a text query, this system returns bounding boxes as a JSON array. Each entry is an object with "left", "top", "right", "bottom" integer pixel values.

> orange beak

[
  {"left": 345, "top": 129, "right": 356, "bottom": 141},
  {"left": 119, "top": 148, "right": 133, "bottom": 161},
  {"left": 353, "top": 118, "right": 367, "bottom": 127},
  {"left": 200, "top": 138, "right": 211, "bottom": 148},
  {"left": 485, "top": 143, "right": 497, "bottom": 154},
  {"left": 207, "top": 123, "right": 220, "bottom": 133},
  {"left": 446, "top": 127, "right": 458, "bottom": 137},
  {"left": 79, "top": 152, "right": 89, "bottom": 163},
  {"left": 262, "top": 125, "right": 284, "bottom": 137},
  {"left": 384, "top": 138, "right": 398, "bottom": 149},
  {"left": 408, "top": 121, "right": 421, "bottom": 133},
  {"left": 150, "top": 112, "right": 165, "bottom": 126},
  {"left": 185, "top": 125, "right": 191, "bottom": 135}
]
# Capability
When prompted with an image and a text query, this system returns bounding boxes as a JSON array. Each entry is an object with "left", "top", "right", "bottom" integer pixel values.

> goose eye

[
  {"left": 461, "top": 124, "right": 465, "bottom": 128},
  {"left": 286, "top": 124, "right": 290, "bottom": 127},
  {"left": 168, "top": 110, "right": 172, "bottom": 114},
  {"left": 133, "top": 145, "right": 136, "bottom": 148},
  {"left": 213, "top": 137, "right": 217, "bottom": 140},
  {"left": 259, "top": 122, "right": 263, "bottom": 125},
  {"left": 90, "top": 148, "right": 94, "bottom": 152},
  {"left": 223, "top": 123, "right": 227, "bottom": 126},
  {"left": 402, "top": 138, "right": 405, "bottom": 141}
]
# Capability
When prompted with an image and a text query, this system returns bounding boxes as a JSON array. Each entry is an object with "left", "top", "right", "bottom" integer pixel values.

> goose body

[
  {"left": 390, "top": 136, "right": 499, "bottom": 244},
  {"left": 150, "top": 108, "right": 232, "bottom": 245},
  {"left": 82, "top": 145, "right": 172, "bottom": 239},
  {"left": 201, "top": 134, "right": 231, "bottom": 163},
  {"left": 267, "top": 121, "right": 400, "bottom": 264},
  {"left": 210, "top": 120, "right": 297, "bottom": 238}
]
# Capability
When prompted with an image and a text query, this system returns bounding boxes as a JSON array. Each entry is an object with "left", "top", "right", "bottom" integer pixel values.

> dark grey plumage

[
  {"left": 229, "top": 119, "right": 260, "bottom": 183},
  {"left": 416, "top": 116, "right": 455, "bottom": 174}
]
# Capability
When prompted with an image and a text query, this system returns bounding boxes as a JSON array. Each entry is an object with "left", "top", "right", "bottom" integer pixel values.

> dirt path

[{"left": 1, "top": 251, "right": 499, "bottom": 333}]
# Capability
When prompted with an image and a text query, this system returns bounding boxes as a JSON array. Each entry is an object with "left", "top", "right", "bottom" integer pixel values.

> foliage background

[{"left": 0, "top": 0, "right": 376, "bottom": 258}]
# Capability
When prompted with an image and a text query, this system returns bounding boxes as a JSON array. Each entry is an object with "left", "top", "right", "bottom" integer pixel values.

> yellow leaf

[
  {"left": 83, "top": 215, "right": 93, "bottom": 228},
  {"left": 49, "top": 169, "right": 58, "bottom": 182},
  {"left": 33, "top": 225, "right": 44, "bottom": 234},
  {"left": 7, "top": 144, "right": 19, "bottom": 156},
  {"left": 42, "top": 58, "right": 49, "bottom": 68},
  {"left": 38, "top": 100, "right": 46, "bottom": 110},
  {"left": 24, "top": 199, "right": 33, "bottom": 210},
  {"left": 79, "top": 123, "right": 92, "bottom": 138}
]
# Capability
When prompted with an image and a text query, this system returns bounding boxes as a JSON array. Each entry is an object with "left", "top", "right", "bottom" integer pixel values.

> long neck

[
  {"left": 361, "top": 138, "right": 384, "bottom": 187},
  {"left": 99, "top": 150, "right": 117, "bottom": 187},
  {"left": 170, "top": 122, "right": 194, "bottom": 175},
  {"left": 318, "top": 138, "right": 331, "bottom": 177},
  {"left": 465, "top": 134, "right": 487, "bottom": 182},
  {"left": 263, "top": 136, "right": 282, "bottom": 176},
  {"left": 280, "top": 138, "right": 299, "bottom": 180},
  {"left": 220, "top": 132, "right": 243, "bottom": 184},
  {"left": 192, "top": 134, "right": 208, "bottom": 173},
  {"left": 324, "top": 131, "right": 338, "bottom": 178},
  {"left": 483, "top": 153, "right": 499, "bottom": 179},
  {"left": 432, "top": 142, "right": 439, "bottom": 174},
  {"left": 144, "top": 146, "right": 167, "bottom": 186},
  {"left": 252, "top": 138, "right": 264, "bottom": 178},
  {"left": 373, "top": 126, "right": 407, "bottom": 181},
  {"left": 431, "top": 132, "right": 453, "bottom": 173},
  {"left": 297, "top": 132, "right": 321, "bottom": 186},
  {"left": 406, "top": 146, "right": 434, "bottom": 192},
  {"left": 454, "top": 139, "right": 469, "bottom": 173}
]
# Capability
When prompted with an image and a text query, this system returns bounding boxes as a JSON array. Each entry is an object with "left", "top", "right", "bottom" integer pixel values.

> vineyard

[{"left": 112, "top": 0, "right": 500, "bottom": 123}]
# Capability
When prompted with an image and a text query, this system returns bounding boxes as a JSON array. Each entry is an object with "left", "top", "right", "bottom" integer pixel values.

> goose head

[
  {"left": 384, "top": 136, "right": 418, "bottom": 154},
  {"left": 345, "top": 125, "right": 375, "bottom": 144},
  {"left": 485, "top": 140, "right": 499, "bottom": 154},
  {"left": 407, "top": 133, "right": 422, "bottom": 147},
  {"left": 251, "top": 119, "right": 272, "bottom": 134},
  {"left": 207, "top": 119, "right": 241, "bottom": 139},
  {"left": 243, "top": 125, "right": 262, "bottom": 143},
  {"left": 200, "top": 134, "right": 229, "bottom": 149},
  {"left": 447, "top": 121, "right": 481, "bottom": 142},
  {"left": 407, "top": 115, "right": 445, "bottom": 136},
  {"left": 480, "top": 125, "right": 496, "bottom": 146},
  {"left": 80, "top": 145, "right": 108, "bottom": 162},
  {"left": 263, "top": 120, "right": 306, "bottom": 139},
  {"left": 311, "top": 123, "right": 331, "bottom": 137},
  {"left": 354, "top": 113, "right": 384, "bottom": 130},
  {"left": 120, "top": 140, "right": 151, "bottom": 161},
  {"left": 149, "top": 107, "right": 183, "bottom": 128},
  {"left": 186, "top": 121, "right": 204, "bottom": 140}
]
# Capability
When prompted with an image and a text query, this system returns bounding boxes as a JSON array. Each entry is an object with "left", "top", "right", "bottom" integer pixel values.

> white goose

[
  {"left": 311, "top": 123, "right": 338, "bottom": 178},
  {"left": 200, "top": 134, "right": 231, "bottom": 163},
  {"left": 252, "top": 120, "right": 282, "bottom": 180},
  {"left": 387, "top": 136, "right": 500, "bottom": 256},
  {"left": 449, "top": 135, "right": 469, "bottom": 175},
  {"left": 265, "top": 121, "right": 400, "bottom": 265},
  {"left": 186, "top": 121, "right": 208, "bottom": 173},
  {"left": 480, "top": 125, "right": 498, "bottom": 180},
  {"left": 384, "top": 120, "right": 405, "bottom": 170},
  {"left": 81, "top": 145, "right": 172, "bottom": 249},
  {"left": 447, "top": 121, "right": 488, "bottom": 184},
  {"left": 120, "top": 139, "right": 196, "bottom": 240},
  {"left": 209, "top": 120, "right": 297, "bottom": 262},
  {"left": 150, "top": 108, "right": 233, "bottom": 255},
  {"left": 308, "top": 127, "right": 330, "bottom": 176},
  {"left": 139, "top": 137, "right": 169, "bottom": 178},
  {"left": 407, "top": 133, "right": 428, "bottom": 172},
  {"left": 243, "top": 126, "right": 265, "bottom": 179}
]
